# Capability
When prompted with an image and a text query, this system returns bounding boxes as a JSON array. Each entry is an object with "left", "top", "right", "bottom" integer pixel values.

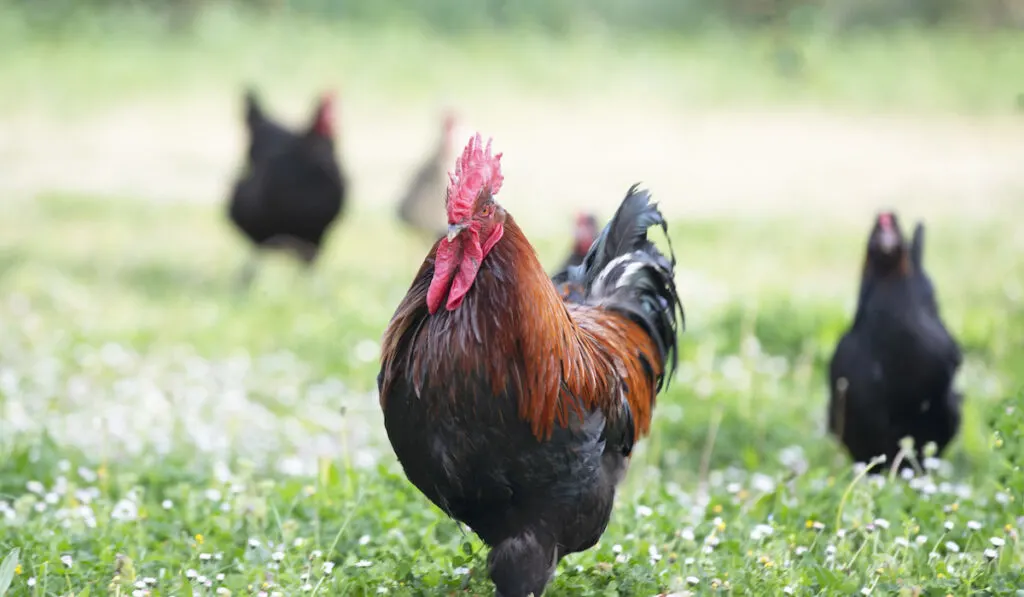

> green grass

[
  {"left": 0, "top": 6, "right": 1022, "bottom": 116},
  {"left": 0, "top": 193, "right": 1023, "bottom": 595}
]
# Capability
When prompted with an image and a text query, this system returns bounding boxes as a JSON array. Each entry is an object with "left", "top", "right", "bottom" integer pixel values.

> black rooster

[
  {"left": 828, "top": 212, "right": 963, "bottom": 471},
  {"left": 227, "top": 88, "right": 347, "bottom": 287}
]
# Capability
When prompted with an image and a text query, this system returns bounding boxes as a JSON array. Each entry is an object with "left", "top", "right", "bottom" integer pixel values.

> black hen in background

[
  {"left": 550, "top": 212, "right": 599, "bottom": 302},
  {"left": 828, "top": 212, "right": 963, "bottom": 472},
  {"left": 227, "top": 88, "right": 348, "bottom": 287}
]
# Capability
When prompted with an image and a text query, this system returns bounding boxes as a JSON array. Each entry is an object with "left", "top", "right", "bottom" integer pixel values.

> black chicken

[
  {"left": 828, "top": 212, "right": 963, "bottom": 471},
  {"left": 227, "top": 88, "right": 347, "bottom": 286},
  {"left": 551, "top": 212, "right": 599, "bottom": 303}
]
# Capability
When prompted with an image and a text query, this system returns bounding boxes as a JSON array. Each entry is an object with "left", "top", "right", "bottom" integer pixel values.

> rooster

[
  {"left": 551, "top": 211, "right": 599, "bottom": 302},
  {"left": 828, "top": 212, "right": 963, "bottom": 471},
  {"left": 395, "top": 109, "right": 457, "bottom": 240},
  {"left": 378, "top": 134, "right": 684, "bottom": 597},
  {"left": 227, "top": 88, "right": 348, "bottom": 287}
]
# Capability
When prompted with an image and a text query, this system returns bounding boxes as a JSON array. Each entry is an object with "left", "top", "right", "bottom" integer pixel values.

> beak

[{"left": 447, "top": 222, "right": 468, "bottom": 242}]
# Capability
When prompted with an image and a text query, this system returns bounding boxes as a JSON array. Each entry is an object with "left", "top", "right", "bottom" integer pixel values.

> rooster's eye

[{"left": 479, "top": 205, "right": 493, "bottom": 217}]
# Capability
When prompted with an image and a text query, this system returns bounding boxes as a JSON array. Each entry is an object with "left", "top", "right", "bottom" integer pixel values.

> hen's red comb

[
  {"left": 878, "top": 212, "right": 894, "bottom": 230},
  {"left": 314, "top": 91, "right": 337, "bottom": 136},
  {"left": 446, "top": 133, "right": 503, "bottom": 224}
]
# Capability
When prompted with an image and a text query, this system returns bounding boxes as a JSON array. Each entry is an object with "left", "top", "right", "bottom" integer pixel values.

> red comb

[
  {"left": 878, "top": 212, "right": 894, "bottom": 229},
  {"left": 446, "top": 134, "right": 503, "bottom": 224},
  {"left": 314, "top": 91, "right": 337, "bottom": 136},
  {"left": 576, "top": 212, "right": 596, "bottom": 226}
]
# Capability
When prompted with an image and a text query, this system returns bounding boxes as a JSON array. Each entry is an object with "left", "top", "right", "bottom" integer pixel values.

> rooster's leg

[{"left": 488, "top": 532, "right": 557, "bottom": 597}]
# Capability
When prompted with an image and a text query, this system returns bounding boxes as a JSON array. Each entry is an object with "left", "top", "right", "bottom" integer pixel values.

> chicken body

[
  {"left": 395, "top": 112, "right": 456, "bottom": 240},
  {"left": 227, "top": 89, "right": 347, "bottom": 283},
  {"left": 828, "top": 213, "right": 962, "bottom": 470},
  {"left": 551, "top": 212, "right": 599, "bottom": 303},
  {"left": 379, "top": 178, "right": 683, "bottom": 596}
]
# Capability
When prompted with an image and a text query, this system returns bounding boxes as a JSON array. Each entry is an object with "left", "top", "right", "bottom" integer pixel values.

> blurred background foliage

[{"left": 3, "top": 0, "right": 1023, "bottom": 38}]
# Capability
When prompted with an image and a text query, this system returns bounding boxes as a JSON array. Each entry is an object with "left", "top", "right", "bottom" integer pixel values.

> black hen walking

[
  {"left": 828, "top": 212, "right": 963, "bottom": 471},
  {"left": 227, "top": 88, "right": 348, "bottom": 286}
]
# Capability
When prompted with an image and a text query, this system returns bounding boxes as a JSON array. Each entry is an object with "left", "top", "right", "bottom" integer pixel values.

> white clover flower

[
  {"left": 216, "top": 589, "right": 230, "bottom": 596},
  {"left": 60, "top": 554, "right": 73, "bottom": 568},
  {"left": 355, "top": 560, "right": 372, "bottom": 568},
  {"left": 161, "top": 500, "right": 173, "bottom": 510},
  {"left": 185, "top": 569, "right": 198, "bottom": 579},
  {"left": 293, "top": 538, "right": 306, "bottom": 548},
  {"left": 873, "top": 518, "right": 890, "bottom": 530},
  {"left": 453, "top": 566, "right": 470, "bottom": 576},
  {"left": 271, "top": 552, "right": 284, "bottom": 562},
  {"left": 680, "top": 527, "right": 695, "bottom": 541},
  {"left": 27, "top": 578, "right": 36, "bottom": 587},
  {"left": 944, "top": 521, "right": 954, "bottom": 531},
  {"left": 111, "top": 499, "right": 138, "bottom": 522},
  {"left": 945, "top": 541, "right": 960, "bottom": 553},
  {"left": 358, "top": 534, "right": 371, "bottom": 546},
  {"left": 247, "top": 538, "right": 260, "bottom": 548},
  {"left": 967, "top": 520, "right": 982, "bottom": 531},
  {"left": 301, "top": 584, "right": 313, "bottom": 592},
  {"left": 78, "top": 467, "right": 97, "bottom": 483},
  {"left": 894, "top": 537, "right": 909, "bottom": 548},
  {"left": 648, "top": 545, "right": 661, "bottom": 562},
  {"left": 310, "top": 550, "right": 322, "bottom": 560},
  {"left": 612, "top": 544, "right": 623, "bottom": 554},
  {"left": 26, "top": 481, "right": 45, "bottom": 495},
  {"left": 984, "top": 548, "right": 999, "bottom": 560},
  {"left": 990, "top": 537, "right": 1006, "bottom": 547},
  {"left": 686, "top": 576, "right": 700, "bottom": 585},
  {"left": 794, "top": 546, "right": 808, "bottom": 556},
  {"left": 750, "top": 524, "right": 774, "bottom": 541},
  {"left": 916, "top": 535, "right": 928, "bottom": 545},
  {"left": 636, "top": 504, "right": 653, "bottom": 517},
  {"left": 783, "top": 587, "right": 794, "bottom": 595},
  {"left": 861, "top": 588, "right": 871, "bottom": 596},
  {"left": 199, "top": 553, "right": 212, "bottom": 561},
  {"left": 323, "top": 561, "right": 335, "bottom": 575},
  {"left": 216, "top": 573, "right": 225, "bottom": 581}
]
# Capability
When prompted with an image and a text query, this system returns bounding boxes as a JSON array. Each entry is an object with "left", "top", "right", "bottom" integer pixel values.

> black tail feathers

[{"left": 561, "top": 184, "right": 685, "bottom": 388}]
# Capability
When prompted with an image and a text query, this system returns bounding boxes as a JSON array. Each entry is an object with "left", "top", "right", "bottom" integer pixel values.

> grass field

[{"left": 2, "top": 9, "right": 1024, "bottom": 596}]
